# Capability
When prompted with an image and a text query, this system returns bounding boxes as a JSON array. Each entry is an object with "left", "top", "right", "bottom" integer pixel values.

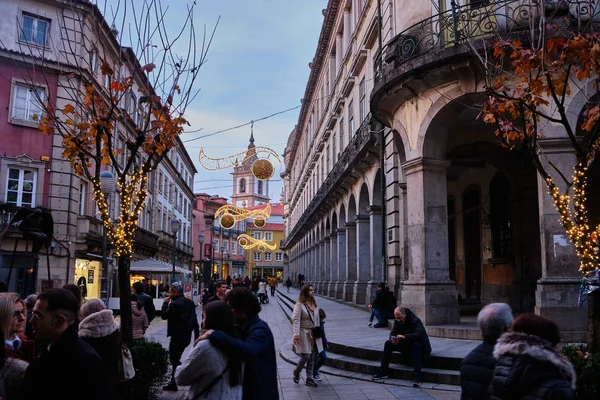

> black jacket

[
  {"left": 389, "top": 308, "right": 432, "bottom": 357},
  {"left": 22, "top": 325, "right": 116, "bottom": 400},
  {"left": 161, "top": 295, "right": 200, "bottom": 339},
  {"left": 460, "top": 341, "right": 496, "bottom": 400},
  {"left": 371, "top": 289, "right": 386, "bottom": 309},
  {"left": 209, "top": 315, "right": 278, "bottom": 400},
  {"left": 489, "top": 332, "right": 576, "bottom": 400},
  {"left": 136, "top": 292, "right": 156, "bottom": 322}
]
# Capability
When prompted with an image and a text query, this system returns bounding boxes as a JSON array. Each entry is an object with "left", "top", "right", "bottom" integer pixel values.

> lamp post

[
  {"left": 99, "top": 170, "right": 115, "bottom": 304},
  {"left": 197, "top": 234, "right": 205, "bottom": 286},
  {"left": 211, "top": 240, "right": 217, "bottom": 281},
  {"left": 170, "top": 218, "right": 181, "bottom": 282}
]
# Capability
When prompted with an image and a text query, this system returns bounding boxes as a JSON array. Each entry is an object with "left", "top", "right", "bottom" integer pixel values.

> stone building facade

[
  {"left": 282, "top": 0, "right": 598, "bottom": 341},
  {"left": 0, "top": 0, "right": 194, "bottom": 298}
]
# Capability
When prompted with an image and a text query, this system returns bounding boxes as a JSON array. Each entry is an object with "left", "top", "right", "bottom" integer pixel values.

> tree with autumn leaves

[
  {"left": 9, "top": 0, "right": 216, "bottom": 343},
  {"left": 473, "top": 3, "right": 600, "bottom": 348}
]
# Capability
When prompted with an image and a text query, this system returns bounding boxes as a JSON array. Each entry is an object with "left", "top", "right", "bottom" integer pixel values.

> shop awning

[{"left": 129, "top": 258, "right": 192, "bottom": 275}]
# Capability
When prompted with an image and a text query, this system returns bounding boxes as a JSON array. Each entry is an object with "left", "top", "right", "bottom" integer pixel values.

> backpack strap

[{"left": 192, "top": 363, "right": 229, "bottom": 399}]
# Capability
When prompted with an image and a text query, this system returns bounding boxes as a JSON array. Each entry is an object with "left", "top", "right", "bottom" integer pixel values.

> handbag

[
  {"left": 304, "top": 305, "right": 323, "bottom": 339},
  {"left": 117, "top": 343, "right": 136, "bottom": 382}
]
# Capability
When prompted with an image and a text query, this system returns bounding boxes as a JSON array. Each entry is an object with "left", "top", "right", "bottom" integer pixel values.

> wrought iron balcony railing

[
  {"left": 374, "top": 0, "right": 599, "bottom": 84},
  {"left": 282, "top": 114, "right": 377, "bottom": 248}
]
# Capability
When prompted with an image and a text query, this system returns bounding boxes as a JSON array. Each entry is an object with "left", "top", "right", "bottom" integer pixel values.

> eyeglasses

[{"left": 12, "top": 310, "right": 27, "bottom": 320}]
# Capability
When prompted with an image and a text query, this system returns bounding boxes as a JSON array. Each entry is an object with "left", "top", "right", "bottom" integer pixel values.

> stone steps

[{"left": 275, "top": 288, "right": 468, "bottom": 386}]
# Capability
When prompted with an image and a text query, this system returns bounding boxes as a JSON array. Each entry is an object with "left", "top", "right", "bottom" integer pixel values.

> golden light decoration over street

[
  {"left": 252, "top": 158, "right": 275, "bottom": 180},
  {"left": 220, "top": 213, "right": 235, "bottom": 229},
  {"left": 253, "top": 216, "right": 266, "bottom": 228},
  {"left": 198, "top": 146, "right": 281, "bottom": 171},
  {"left": 214, "top": 203, "right": 271, "bottom": 228},
  {"left": 237, "top": 234, "right": 277, "bottom": 252}
]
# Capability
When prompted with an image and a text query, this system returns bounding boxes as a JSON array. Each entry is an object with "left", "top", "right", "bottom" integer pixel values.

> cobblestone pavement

[{"left": 152, "top": 291, "right": 461, "bottom": 400}]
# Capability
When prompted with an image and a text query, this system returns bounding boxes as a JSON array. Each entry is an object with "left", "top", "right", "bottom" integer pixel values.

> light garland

[
  {"left": 198, "top": 147, "right": 281, "bottom": 171},
  {"left": 93, "top": 168, "right": 149, "bottom": 257},
  {"left": 545, "top": 162, "right": 600, "bottom": 274},
  {"left": 237, "top": 234, "right": 277, "bottom": 252},
  {"left": 214, "top": 203, "right": 271, "bottom": 228}
]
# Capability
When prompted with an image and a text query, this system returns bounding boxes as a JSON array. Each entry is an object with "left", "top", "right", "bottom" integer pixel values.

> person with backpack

[{"left": 132, "top": 282, "right": 156, "bottom": 323}]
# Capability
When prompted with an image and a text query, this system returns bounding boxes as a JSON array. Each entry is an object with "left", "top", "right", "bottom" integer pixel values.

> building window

[
  {"left": 275, "top": 252, "right": 283, "bottom": 262},
  {"left": 213, "top": 239, "right": 219, "bottom": 250},
  {"left": 258, "top": 180, "right": 263, "bottom": 195},
  {"left": 239, "top": 178, "right": 246, "bottom": 193},
  {"left": 489, "top": 172, "right": 513, "bottom": 258},
  {"left": 264, "top": 252, "right": 272, "bottom": 262},
  {"left": 79, "top": 181, "right": 87, "bottom": 215},
  {"left": 158, "top": 172, "right": 163, "bottom": 193},
  {"left": 231, "top": 241, "right": 237, "bottom": 255},
  {"left": 20, "top": 13, "right": 49, "bottom": 46},
  {"left": 332, "top": 131, "right": 337, "bottom": 162},
  {"left": 339, "top": 117, "right": 345, "bottom": 150},
  {"left": 223, "top": 240, "right": 229, "bottom": 251},
  {"left": 348, "top": 100, "right": 355, "bottom": 137},
  {"left": 253, "top": 252, "right": 261, "bottom": 261},
  {"left": 5, "top": 168, "right": 36, "bottom": 207},
  {"left": 10, "top": 83, "right": 46, "bottom": 123},
  {"left": 359, "top": 77, "right": 366, "bottom": 121},
  {"left": 265, "top": 232, "right": 273, "bottom": 241},
  {"left": 253, "top": 231, "right": 262, "bottom": 240}
]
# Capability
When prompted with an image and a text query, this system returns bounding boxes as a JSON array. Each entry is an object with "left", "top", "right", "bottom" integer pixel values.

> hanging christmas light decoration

[
  {"left": 198, "top": 147, "right": 281, "bottom": 171},
  {"left": 214, "top": 203, "right": 271, "bottom": 228},
  {"left": 252, "top": 216, "right": 266, "bottom": 228},
  {"left": 252, "top": 158, "right": 275, "bottom": 180},
  {"left": 237, "top": 234, "right": 277, "bottom": 251}
]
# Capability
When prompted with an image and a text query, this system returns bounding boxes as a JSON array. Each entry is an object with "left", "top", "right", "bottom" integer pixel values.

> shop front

[
  {"left": 251, "top": 264, "right": 283, "bottom": 281},
  {"left": 74, "top": 258, "right": 102, "bottom": 300}
]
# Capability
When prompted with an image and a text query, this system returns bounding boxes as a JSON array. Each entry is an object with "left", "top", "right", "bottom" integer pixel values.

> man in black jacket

[
  {"left": 132, "top": 281, "right": 156, "bottom": 323},
  {"left": 460, "top": 303, "right": 513, "bottom": 400},
  {"left": 198, "top": 287, "right": 278, "bottom": 400},
  {"left": 22, "top": 288, "right": 115, "bottom": 400},
  {"left": 368, "top": 282, "right": 396, "bottom": 328},
  {"left": 161, "top": 282, "right": 200, "bottom": 391},
  {"left": 372, "top": 307, "right": 432, "bottom": 387}
]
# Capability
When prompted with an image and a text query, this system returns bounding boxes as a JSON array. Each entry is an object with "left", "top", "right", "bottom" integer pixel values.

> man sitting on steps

[{"left": 371, "top": 306, "right": 432, "bottom": 387}]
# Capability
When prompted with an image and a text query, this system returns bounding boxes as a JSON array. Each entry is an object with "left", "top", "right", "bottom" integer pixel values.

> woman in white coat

[{"left": 292, "top": 284, "right": 322, "bottom": 387}]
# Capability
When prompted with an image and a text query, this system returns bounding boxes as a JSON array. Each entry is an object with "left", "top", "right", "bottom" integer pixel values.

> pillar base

[
  {"left": 327, "top": 281, "right": 336, "bottom": 297},
  {"left": 343, "top": 281, "right": 355, "bottom": 302},
  {"left": 353, "top": 281, "right": 369, "bottom": 305},
  {"left": 335, "top": 281, "right": 344, "bottom": 300},
  {"left": 535, "top": 278, "right": 587, "bottom": 343},
  {"left": 400, "top": 280, "right": 459, "bottom": 325}
]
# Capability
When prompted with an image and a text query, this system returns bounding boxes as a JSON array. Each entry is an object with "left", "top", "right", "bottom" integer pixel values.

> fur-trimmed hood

[
  {"left": 78, "top": 309, "right": 119, "bottom": 338},
  {"left": 494, "top": 332, "right": 576, "bottom": 390}
]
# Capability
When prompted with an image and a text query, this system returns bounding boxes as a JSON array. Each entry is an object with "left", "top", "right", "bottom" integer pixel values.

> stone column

[
  {"left": 343, "top": 9, "right": 351, "bottom": 56},
  {"left": 328, "top": 54, "right": 336, "bottom": 95},
  {"left": 329, "top": 231, "right": 338, "bottom": 297},
  {"left": 535, "top": 147, "right": 586, "bottom": 342},
  {"left": 344, "top": 221, "right": 357, "bottom": 302},
  {"left": 354, "top": 215, "right": 371, "bottom": 304},
  {"left": 324, "top": 237, "right": 331, "bottom": 295},
  {"left": 400, "top": 158, "right": 459, "bottom": 325},
  {"left": 335, "top": 34, "right": 343, "bottom": 74},
  {"left": 336, "top": 228, "right": 347, "bottom": 299},
  {"left": 318, "top": 240, "right": 326, "bottom": 294},
  {"left": 367, "top": 205, "right": 383, "bottom": 303}
]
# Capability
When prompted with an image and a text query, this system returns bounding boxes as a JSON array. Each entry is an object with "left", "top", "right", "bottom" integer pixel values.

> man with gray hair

[{"left": 460, "top": 303, "right": 513, "bottom": 400}]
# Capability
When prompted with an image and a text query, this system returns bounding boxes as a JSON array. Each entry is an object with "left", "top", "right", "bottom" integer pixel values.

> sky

[{"left": 104, "top": 0, "right": 327, "bottom": 202}]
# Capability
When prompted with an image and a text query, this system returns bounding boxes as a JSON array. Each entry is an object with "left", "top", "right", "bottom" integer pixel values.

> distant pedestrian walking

[
  {"left": 132, "top": 281, "right": 156, "bottom": 323},
  {"left": 268, "top": 276, "right": 277, "bottom": 296},
  {"left": 161, "top": 282, "right": 200, "bottom": 392},
  {"left": 292, "top": 284, "right": 322, "bottom": 388},
  {"left": 130, "top": 294, "right": 149, "bottom": 339},
  {"left": 285, "top": 277, "right": 292, "bottom": 293}
]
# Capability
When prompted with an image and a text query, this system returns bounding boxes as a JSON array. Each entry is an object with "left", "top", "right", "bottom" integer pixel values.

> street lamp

[
  {"left": 197, "top": 234, "right": 205, "bottom": 284},
  {"left": 99, "top": 170, "right": 115, "bottom": 304},
  {"left": 211, "top": 240, "right": 217, "bottom": 281},
  {"left": 170, "top": 218, "right": 181, "bottom": 282}
]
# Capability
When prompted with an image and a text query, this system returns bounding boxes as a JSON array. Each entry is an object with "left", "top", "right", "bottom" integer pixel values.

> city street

[{"left": 152, "top": 291, "right": 460, "bottom": 400}]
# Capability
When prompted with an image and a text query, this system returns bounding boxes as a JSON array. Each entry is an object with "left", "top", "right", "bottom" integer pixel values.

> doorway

[{"left": 462, "top": 188, "right": 481, "bottom": 301}]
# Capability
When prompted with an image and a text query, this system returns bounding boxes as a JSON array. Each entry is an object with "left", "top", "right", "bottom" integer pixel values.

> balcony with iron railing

[
  {"left": 372, "top": 0, "right": 598, "bottom": 121},
  {"left": 282, "top": 114, "right": 378, "bottom": 248}
]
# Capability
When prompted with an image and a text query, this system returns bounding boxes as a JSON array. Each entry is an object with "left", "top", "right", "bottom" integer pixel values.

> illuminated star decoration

[
  {"left": 237, "top": 234, "right": 277, "bottom": 252},
  {"left": 214, "top": 203, "right": 272, "bottom": 229}
]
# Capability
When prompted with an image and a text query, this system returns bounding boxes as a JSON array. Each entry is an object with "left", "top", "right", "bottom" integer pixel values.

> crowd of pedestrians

[{"left": 0, "top": 275, "right": 583, "bottom": 400}]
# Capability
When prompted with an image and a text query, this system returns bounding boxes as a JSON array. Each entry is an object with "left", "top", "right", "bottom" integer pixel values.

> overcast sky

[{"left": 105, "top": 0, "right": 326, "bottom": 201}]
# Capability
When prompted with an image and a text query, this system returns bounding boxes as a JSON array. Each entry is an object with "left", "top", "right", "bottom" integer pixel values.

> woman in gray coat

[{"left": 292, "top": 284, "right": 323, "bottom": 387}]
